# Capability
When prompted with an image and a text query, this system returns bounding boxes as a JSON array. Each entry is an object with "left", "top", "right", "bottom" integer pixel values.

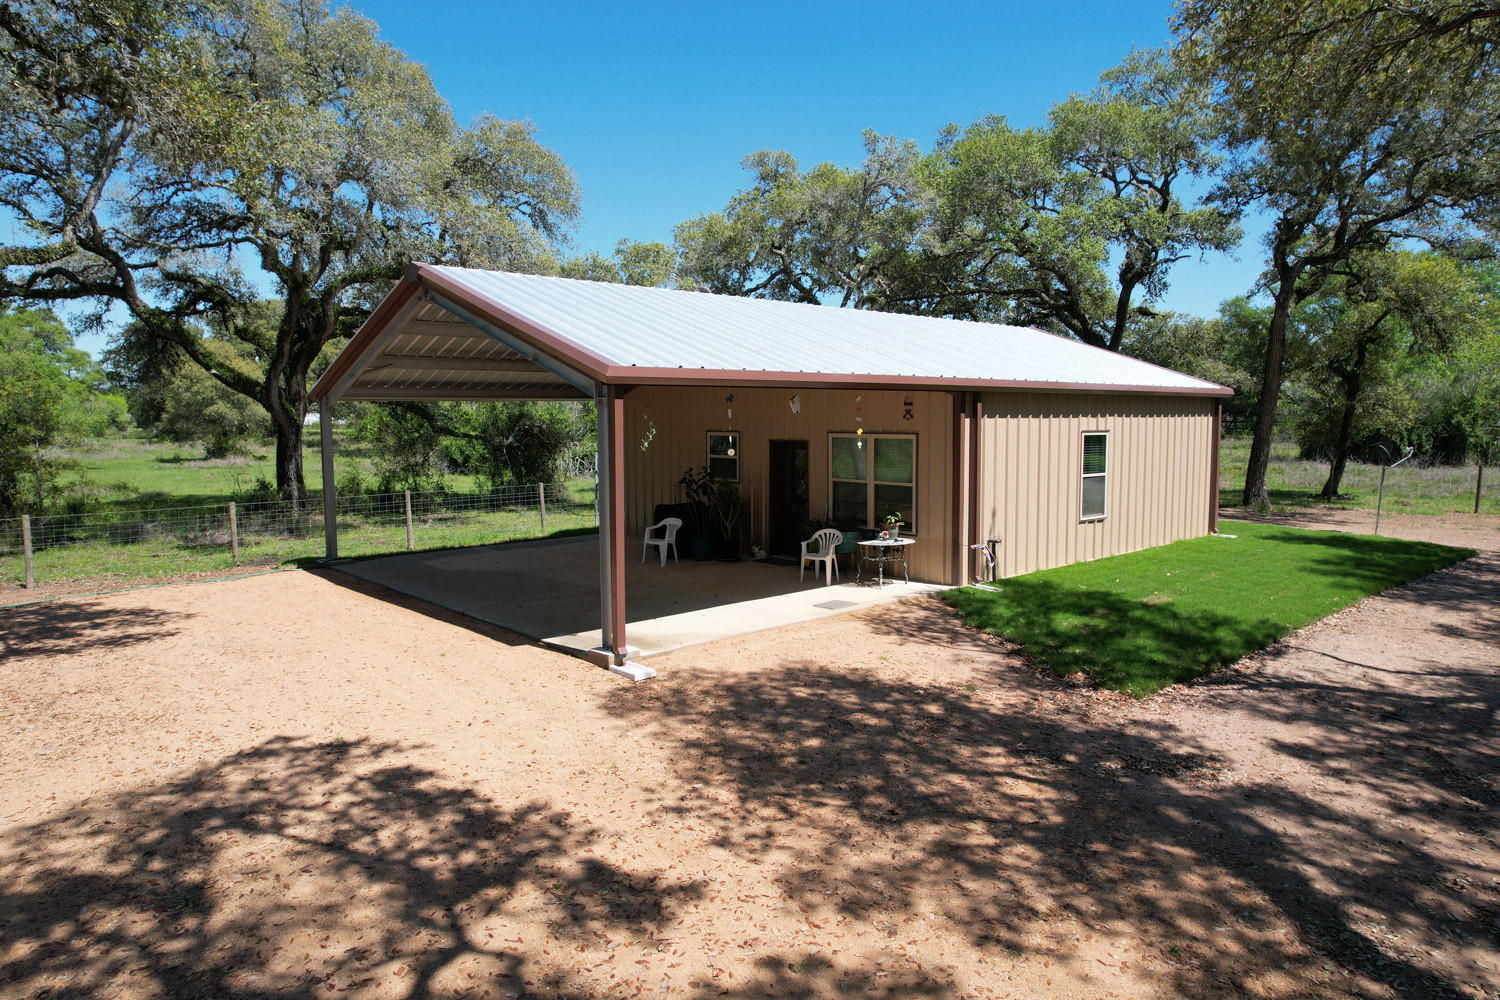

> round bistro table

[{"left": 855, "top": 536, "right": 915, "bottom": 586}]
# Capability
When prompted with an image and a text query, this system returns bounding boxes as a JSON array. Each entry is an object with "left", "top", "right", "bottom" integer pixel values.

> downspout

[
  {"left": 1209, "top": 399, "right": 1222, "bottom": 534},
  {"left": 969, "top": 393, "right": 985, "bottom": 581},
  {"left": 952, "top": 391, "right": 971, "bottom": 587}
]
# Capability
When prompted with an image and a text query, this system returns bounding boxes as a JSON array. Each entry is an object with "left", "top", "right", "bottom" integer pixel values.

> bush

[
  {"left": 448, "top": 401, "right": 581, "bottom": 491},
  {"left": 355, "top": 406, "right": 448, "bottom": 493},
  {"left": 336, "top": 466, "right": 369, "bottom": 497},
  {"left": 153, "top": 365, "right": 267, "bottom": 458}
]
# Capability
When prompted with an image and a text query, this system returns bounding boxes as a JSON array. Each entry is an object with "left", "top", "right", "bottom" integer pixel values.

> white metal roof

[{"left": 315, "top": 264, "right": 1231, "bottom": 401}]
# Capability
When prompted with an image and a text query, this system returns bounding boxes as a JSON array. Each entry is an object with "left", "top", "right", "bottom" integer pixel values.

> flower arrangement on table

[{"left": 881, "top": 506, "right": 905, "bottom": 539}]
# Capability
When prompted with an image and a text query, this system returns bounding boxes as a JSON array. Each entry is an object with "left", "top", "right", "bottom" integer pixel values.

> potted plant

[
  {"left": 881, "top": 506, "right": 905, "bottom": 538},
  {"left": 833, "top": 514, "right": 861, "bottom": 556},
  {"left": 676, "top": 466, "right": 718, "bottom": 561},
  {"left": 712, "top": 478, "right": 745, "bottom": 560}
]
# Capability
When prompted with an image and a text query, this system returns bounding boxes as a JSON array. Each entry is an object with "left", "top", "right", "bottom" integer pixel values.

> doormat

[
  {"left": 760, "top": 555, "right": 798, "bottom": 566},
  {"left": 813, "top": 599, "right": 858, "bottom": 610}
]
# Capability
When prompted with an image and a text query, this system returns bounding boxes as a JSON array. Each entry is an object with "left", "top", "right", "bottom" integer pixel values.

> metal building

[{"left": 313, "top": 264, "right": 1228, "bottom": 675}]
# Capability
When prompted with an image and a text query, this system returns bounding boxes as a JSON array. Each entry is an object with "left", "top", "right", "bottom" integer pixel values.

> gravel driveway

[{"left": 1, "top": 511, "right": 1496, "bottom": 999}]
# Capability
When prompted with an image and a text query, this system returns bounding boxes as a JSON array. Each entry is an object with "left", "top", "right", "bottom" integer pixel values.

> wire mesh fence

[{"left": 0, "top": 481, "right": 598, "bottom": 597}]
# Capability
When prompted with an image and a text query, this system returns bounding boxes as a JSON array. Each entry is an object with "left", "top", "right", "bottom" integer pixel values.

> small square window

[{"left": 708, "top": 431, "right": 739, "bottom": 481}]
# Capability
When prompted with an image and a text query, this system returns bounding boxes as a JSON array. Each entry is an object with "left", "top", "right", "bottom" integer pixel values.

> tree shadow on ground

[
  {"left": 1247, "top": 527, "right": 1471, "bottom": 593},
  {"left": 0, "top": 736, "right": 706, "bottom": 999},
  {"left": 0, "top": 598, "right": 191, "bottom": 658},
  {"left": 605, "top": 655, "right": 1495, "bottom": 999},
  {"left": 945, "top": 577, "right": 1285, "bottom": 694},
  {"left": 1348, "top": 550, "right": 1500, "bottom": 645}
]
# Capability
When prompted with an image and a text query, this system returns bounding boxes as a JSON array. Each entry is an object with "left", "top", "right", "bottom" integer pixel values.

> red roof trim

[{"left": 596, "top": 366, "right": 1235, "bottom": 397}]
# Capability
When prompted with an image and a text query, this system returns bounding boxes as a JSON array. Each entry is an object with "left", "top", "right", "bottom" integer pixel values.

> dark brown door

[{"left": 767, "top": 440, "right": 810, "bottom": 556}]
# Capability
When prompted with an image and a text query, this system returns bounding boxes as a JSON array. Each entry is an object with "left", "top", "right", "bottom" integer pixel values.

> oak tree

[
  {"left": 1175, "top": 0, "right": 1500, "bottom": 507},
  {"left": 0, "top": 0, "right": 579, "bottom": 501}
]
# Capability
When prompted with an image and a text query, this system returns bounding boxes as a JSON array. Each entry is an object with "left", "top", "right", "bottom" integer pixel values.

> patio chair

[
  {"left": 800, "top": 527, "right": 843, "bottom": 585},
  {"left": 642, "top": 517, "right": 682, "bottom": 566}
]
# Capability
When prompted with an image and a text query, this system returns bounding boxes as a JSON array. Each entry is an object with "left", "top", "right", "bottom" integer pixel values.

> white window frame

[
  {"left": 707, "top": 430, "right": 739, "bottom": 481},
  {"left": 829, "top": 432, "right": 918, "bottom": 534},
  {"left": 1081, "top": 430, "right": 1109, "bottom": 522}
]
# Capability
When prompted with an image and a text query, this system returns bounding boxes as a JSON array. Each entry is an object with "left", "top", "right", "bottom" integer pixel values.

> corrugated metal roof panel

[{"left": 429, "top": 266, "right": 1224, "bottom": 393}]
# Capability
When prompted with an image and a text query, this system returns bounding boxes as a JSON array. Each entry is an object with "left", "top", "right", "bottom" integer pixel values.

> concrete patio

[{"left": 335, "top": 534, "right": 947, "bottom": 658}]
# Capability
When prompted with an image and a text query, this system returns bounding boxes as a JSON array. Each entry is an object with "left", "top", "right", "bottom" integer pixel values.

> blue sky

[
  {"left": 64, "top": 1, "right": 1269, "bottom": 356},
  {"left": 352, "top": 0, "right": 1266, "bottom": 304}
]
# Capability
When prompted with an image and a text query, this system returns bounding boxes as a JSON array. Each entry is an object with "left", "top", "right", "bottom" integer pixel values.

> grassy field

[
  {"left": 6, "top": 433, "right": 599, "bottom": 595},
  {"left": 946, "top": 519, "right": 1471, "bottom": 696},
  {"left": 2, "top": 504, "right": 599, "bottom": 593},
  {"left": 1218, "top": 437, "right": 1497, "bottom": 515},
  {"left": 49, "top": 433, "right": 484, "bottom": 509}
]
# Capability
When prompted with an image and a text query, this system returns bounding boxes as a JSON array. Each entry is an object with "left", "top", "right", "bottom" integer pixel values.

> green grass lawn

[
  {"left": 1218, "top": 437, "right": 1498, "bottom": 515},
  {"left": 945, "top": 519, "right": 1472, "bottom": 697}
]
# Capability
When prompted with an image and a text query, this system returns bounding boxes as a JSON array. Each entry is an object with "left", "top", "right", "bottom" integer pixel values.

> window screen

[
  {"left": 708, "top": 431, "right": 739, "bottom": 481},
  {"left": 830, "top": 434, "right": 916, "bottom": 532},
  {"left": 1081, "top": 432, "right": 1108, "bottom": 520}
]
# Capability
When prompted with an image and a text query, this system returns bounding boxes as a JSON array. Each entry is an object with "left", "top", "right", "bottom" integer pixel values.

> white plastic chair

[
  {"left": 641, "top": 517, "right": 682, "bottom": 566},
  {"left": 800, "top": 527, "right": 843, "bottom": 585}
]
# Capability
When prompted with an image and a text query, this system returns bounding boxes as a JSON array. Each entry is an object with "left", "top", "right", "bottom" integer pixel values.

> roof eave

[{"left": 599, "top": 366, "right": 1234, "bottom": 397}]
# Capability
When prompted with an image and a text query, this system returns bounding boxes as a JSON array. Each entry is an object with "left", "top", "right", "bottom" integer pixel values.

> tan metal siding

[
  {"left": 625, "top": 387, "right": 956, "bottom": 584},
  {"left": 976, "top": 392, "right": 1215, "bottom": 578}
]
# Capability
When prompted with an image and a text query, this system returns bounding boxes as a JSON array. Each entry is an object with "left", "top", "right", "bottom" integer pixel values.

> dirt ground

[{"left": 1, "top": 512, "right": 1497, "bottom": 1000}]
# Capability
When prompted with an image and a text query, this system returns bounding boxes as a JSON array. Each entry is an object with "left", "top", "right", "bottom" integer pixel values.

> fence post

[
  {"left": 404, "top": 490, "right": 414, "bottom": 551},
  {"left": 228, "top": 501, "right": 239, "bottom": 566},
  {"left": 537, "top": 482, "right": 547, "bottom": 531},
  {"left": 21, "top": 513, "right": 33, "bottom": 589},
  {"left": 1478, "top": 466, "right": 1485, "bottom": 515}
]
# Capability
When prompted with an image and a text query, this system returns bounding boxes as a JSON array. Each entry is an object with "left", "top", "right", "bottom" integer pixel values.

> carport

[
  {"left": 312, "top": 264, "right": 953, "bottom": 677},
  {"left": 312, "top": 263, "right": 651, "bottom": 676},
  {"left": 334, "top": 534, "right": 943, "bottom": 659},
  {"left": 312, "top": 263, "right": 972, "bottom": 680}
]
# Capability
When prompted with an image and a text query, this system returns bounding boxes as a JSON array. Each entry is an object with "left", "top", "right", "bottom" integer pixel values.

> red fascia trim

[{"left": 600, "top": 367, "right": 1235, "bottom": 397}]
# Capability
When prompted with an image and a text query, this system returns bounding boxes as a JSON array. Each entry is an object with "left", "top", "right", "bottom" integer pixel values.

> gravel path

[{"left": 1, "top": 512, "right": 1496, "bottom": 999}]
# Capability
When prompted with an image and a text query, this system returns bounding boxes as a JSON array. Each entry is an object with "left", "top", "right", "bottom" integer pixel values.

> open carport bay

[{"left": 333, "top": 533, "right": 946, "bottom": 658}]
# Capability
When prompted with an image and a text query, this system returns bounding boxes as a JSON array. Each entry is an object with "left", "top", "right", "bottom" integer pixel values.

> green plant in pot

[
  {"left": 881, "top": 505, "right": 905, "bottom": 538},
  {"left": 833, "top": 514, "right": 861, "bottom": 554},
  {"left": 712, "top": 478, "right": 745, "bottom": 560},
  {"left": 676, "top": 466, "right": 718, "bottom": 561}
]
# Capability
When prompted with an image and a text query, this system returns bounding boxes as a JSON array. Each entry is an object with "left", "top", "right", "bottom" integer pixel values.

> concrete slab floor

[{"left": 335, "top": 534, "right": 948, "bottom": 659}]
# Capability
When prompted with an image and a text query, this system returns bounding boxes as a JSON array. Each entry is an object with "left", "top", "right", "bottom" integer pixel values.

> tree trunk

[
  {"left": 1241, "top": 277, "right": 1300, "bottom": 509},
  {"left": 1319, "top": 346, "right": 1368, "bottom": 500},
  {"left": 265, "top": 355, "right": 312, "bottom": 503},
  {"left": 1319, "top": 395, "right": 1359, "bottom": 499},
  {"left": 275, "top": 419, "right": 306, "bottom": 504}
]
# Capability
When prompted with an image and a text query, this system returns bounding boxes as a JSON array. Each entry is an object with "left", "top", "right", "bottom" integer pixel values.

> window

[
  {"left": 708, "top": 431, "right": 739, "bottom": 481},
  {"left": 1081, "top": 431, "right": 1108, "bottom": 520},
  {"left": 830, "top": 434, "right": 916, "bottom": 532}
]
